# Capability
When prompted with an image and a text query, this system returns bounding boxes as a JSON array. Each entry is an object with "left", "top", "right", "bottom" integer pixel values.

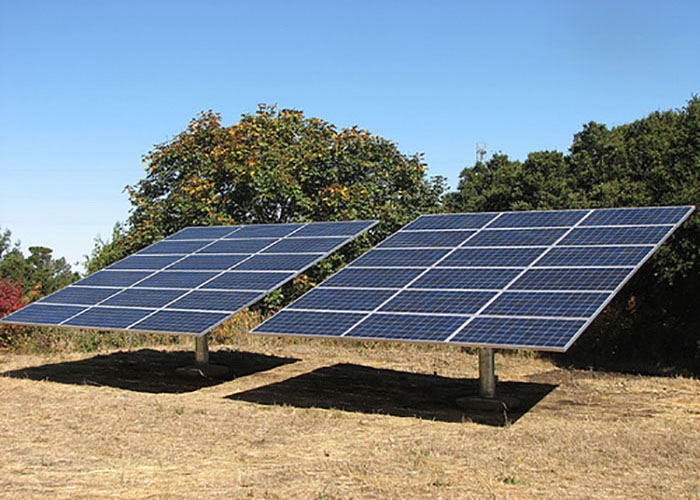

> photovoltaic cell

[
  {"left": 380, "top": 290, "right": 495, "bottom": 315},
  {"left": 510, "top": 268, "right": 630, "bottom": 291},
  {"left": 134, "top": 271, "right": 218, "bottom": 289},
  {"left": 377, "top": 231, "right": 475, "bottom": 248},
  {"left": 289, "top": 288, "right": 396, "bottom": 312},
  {"left": 350, "top": 248, "right": 449, "bottom": 267},
  {"left": 1, "top": 220, "right": 377, "bottom": 336},
  {"left": 321, "top": 268, "right": 424, "bottom": 289},
  {"left": 464, "top": 228, "right": 567, "bottom": 247},
  {"left": 65, "top": 307, "right": 154, "bottom": 329},
  {"left": 138, "top": 240, "right": 211, "bottom": 255},
  {"left": 437, "top": 247, "right": 542, "bottom": 267},
  {"left": 536, "top": 246, "right": 652, "bottom": 267},
  {"left": 40, "top": 287, "right": 119, "bottom": 305},
  {"left": 410, "top": 268, "right": 521, "bottom": 290},
  {"left": 559, "top": 226, "right": 671, "bottom": 246},
  {"left": 132, "top": 310, "right": 230, "bottom": 334},
  {"left": 348, "top": 314, "right": 466, "bottom": 342},
  {"left": 168, "top": 290, "right": 262, "bottom": 312},
  {"left": 107, "top": 255, "right": 181, "bottom": 270},
  {"left": 3, "top": 304, "right": 87, "bottom": 325},
  {"left": 102, "top": 288, "right": 187, "bottom": 308},
  {"left": 580, "top": 206, "right": 691, "bottom": 226},
  {"left": 202, "top": 271, "right": 295, "bottom": 291},
  {"left": 403, "top": 213, "right": 496, "bottom": 230},
  {"left": 167, "top": 254, "right": 248, "bottom": 271},
  {"left": 253, "top": 206, "right": 694, "bottom": 351},
  {"left": 483, "top": 291, "right": 609, "bottom": 318},
  {"left": 252, "top": 310, "right": 366, "bottom": 336},
  {"left": 167, "top": 226, "right": 239, "bottom": 240},
  {"left": 489, "top": 210, "right": 587, "bottom": 228},
  {"left": 262, "top": 237, "right": 347, "bottom": 254}
]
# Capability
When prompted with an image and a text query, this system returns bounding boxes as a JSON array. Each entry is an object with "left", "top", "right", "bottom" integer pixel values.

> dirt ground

[{"left": 1, "top": 336, "right": 698, "bottom": 499}]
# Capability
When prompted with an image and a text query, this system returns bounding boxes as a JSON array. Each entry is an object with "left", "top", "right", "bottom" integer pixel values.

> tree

[
  {"left": 448, "top": 96, "right": 700, "bottom": 373},
  {"left": 88, "top": 105, "right": 446, "bottom": 302},
  {"left": 0, "top": 228, "right": 78, "bottom": 299}
]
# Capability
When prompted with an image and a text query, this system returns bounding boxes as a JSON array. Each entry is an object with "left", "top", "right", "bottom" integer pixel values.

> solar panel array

[
  {"left": 252, "top": 206, "right": 695, "bottom": 351},
  {"left": 0, "top": 221, "right": 377, "bottom": 335}
]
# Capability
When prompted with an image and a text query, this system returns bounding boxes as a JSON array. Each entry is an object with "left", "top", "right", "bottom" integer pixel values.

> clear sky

[{"left": 1, "top": 0, "right": 699, "bottom": 272}]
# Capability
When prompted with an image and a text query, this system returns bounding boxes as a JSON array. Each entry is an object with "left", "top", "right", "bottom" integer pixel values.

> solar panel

[
  {"left": 253, "top": 206, "right": 695, "bottom": 352},
  {"left": 1, "top": 220, "right": 378, "bottom": 336}
]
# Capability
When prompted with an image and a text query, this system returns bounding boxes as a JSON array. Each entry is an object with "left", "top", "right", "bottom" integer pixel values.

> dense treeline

[
  {"left": 447, "top": 96, "right": 699, "bottom": 373},
  {"left": 2, "top": 98, "right": 698, "bottom": 373}
]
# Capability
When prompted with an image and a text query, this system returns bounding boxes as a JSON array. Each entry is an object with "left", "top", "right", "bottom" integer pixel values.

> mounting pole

[
  {"left": 478, "top": 348, "right": 496, "bottom": 398},
  {"left": 195, "top": 335, "right": 209, "bottom": 366}
]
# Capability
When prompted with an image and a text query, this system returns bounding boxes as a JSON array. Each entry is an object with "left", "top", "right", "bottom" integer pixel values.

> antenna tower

[{"left": 476, "top": 142, "right": 487, "bottom": 164}]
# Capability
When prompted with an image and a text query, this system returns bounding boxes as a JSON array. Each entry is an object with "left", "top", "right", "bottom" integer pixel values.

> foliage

[
  {"left": 87, "top": 105, "right": 446, "bottom": 308},
  {"left": 447, "top": 96, "right": 700, "bottom": 373},
  {"left": 0, "top": 278, "right": 29, "bottom": 348},
  {"left": 0, "top": 240, "right": 78, "bottom": 299}
]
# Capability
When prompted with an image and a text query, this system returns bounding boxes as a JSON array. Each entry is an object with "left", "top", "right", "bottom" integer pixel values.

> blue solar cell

[
  {"left": 321, "top": 268, "right": 424, "bottom": 288},
  {"left": 255, "top": 310, "right": 366, "bottom": 336},
  {"left": 167, "top": 254, "right": 248, "bottom": 270},
  {"left": 131, "top": 310, "right": 230, "bottom": 335},
  {"left": 107, "top": 255, "right": 181, "bottom": 270},
  {"left": 464, "top": 228, "right": 567, "bottom": 247},
  {"left": 289, "top": 288, "right": 396, "bottom": 312},
  {"left": 65, "top": 306, "right": 154, "bottom": 329},
  {"left": 348, "top": 313, "right": 465, "bottom": 342},
  {"left": 226, "top": 224, "right": 304, "bottom": 238},
  {"left": 450, "top": 316, "right": 585, "bottom": 349},
  {"left": 78, "top": 271, "right": 152, "bottom": 287},
  {"left": 39, "top": 287, "right": 118, "bottom": 305},
  {"left": 167, "top": 290, "right": 262, "bottom": 312},
  {"left": 102, "top": 288, "right": 187, "bottom": 308},
  {"left": 537, "top": 246, "right": 652, "bottom": 267},
  {"left": 511, "top": 268, "right": 630, "bottom": 291},
  {"left": 1, "top": 303, "right": 86, "bottom": 325},
  {"left": 410, "top": 268, "right": 521, "bottom": 290},
  {"left": 134, "top": 271, "right": 218, "bottom": 289},
  {"left": 202, "top": 271, "right": 295, "bottom": 291},
  {"left": 262, "top": 237, "right": 346, "bottom": 254},
  {"left": 380, "top": 290, "right": 495, "bottom": 315},
  {"left": 292, "top": 220, "right": 376, "bottom": 237},
  {"left": 350, "top": 249, "right": 448, "bottom": 267},
  {"left": 489, "top": 210, "right": 588, "bottom": 228},
  {"left": 559, "top": 226, "right": 671, "bottom": 246},
  {"left": 403, "top": 213, "right": 497, "bottom": 230},
  {"left": 233, "top": 254, "right": 320, "bottom": 271},
  {"left": 199, "top": 239, "right": 275, "bottom": 254},
  {"left": 437, "top": 247, "right": 543, "bottom": 267},
  {"left": 138, "top": 240, "right": 211, "bottom": 255},
  {"left": 377, "top": 231, "right": 475, "bottom": 248},
  {"left": 166, "top": 226, "right": 239, "bottom": 240},
  {"left": 483, "top": 291, "right": 609, "bottom": 317},
  {"left": 581, "top": 206, "right": 693, "bottom": 226}
]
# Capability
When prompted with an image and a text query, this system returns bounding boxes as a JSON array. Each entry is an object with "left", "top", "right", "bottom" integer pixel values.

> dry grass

[{"left": 1, "top": 332, "right": 699, "bottom": 499}]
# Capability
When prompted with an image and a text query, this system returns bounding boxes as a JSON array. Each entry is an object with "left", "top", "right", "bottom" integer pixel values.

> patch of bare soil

[{"left": 1, "top": 338, "right": 698, "bottom": 499}]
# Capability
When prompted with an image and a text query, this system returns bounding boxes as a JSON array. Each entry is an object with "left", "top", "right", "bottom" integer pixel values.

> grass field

[{"left": 1, "top": 334, "right": 698, "bottom": 499}]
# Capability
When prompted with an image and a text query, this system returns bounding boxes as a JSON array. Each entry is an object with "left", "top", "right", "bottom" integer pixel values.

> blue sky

[{"left": 1, "top": 1, "right": 699, "bottom": 271}]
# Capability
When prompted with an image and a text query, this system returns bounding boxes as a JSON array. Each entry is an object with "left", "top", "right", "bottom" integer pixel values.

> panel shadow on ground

[
  {"left": 1, "top": 348, "right": 298, "bottom": 394},
  {"left": 227, "top": 363, "right": 557, "bottom": 426}
]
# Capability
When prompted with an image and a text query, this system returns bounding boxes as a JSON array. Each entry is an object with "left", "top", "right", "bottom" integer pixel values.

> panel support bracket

[
  {"left": 456, "top": 348, "right": 520, "bottom": 411},
  {"left": 175, "top": 334, "right": 229, "bottom": 379}
]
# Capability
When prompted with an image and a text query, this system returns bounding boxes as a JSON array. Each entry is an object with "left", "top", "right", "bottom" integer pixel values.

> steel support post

[
  {"left": 478, "top": 347, "right": 496, "bottom": 398},
  {"left": 195, "top": 335, "right": 209, "bottom": 366}
]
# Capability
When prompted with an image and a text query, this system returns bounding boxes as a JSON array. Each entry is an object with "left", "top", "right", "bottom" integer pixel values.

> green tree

[
  {"left": 88, "top": 105, "right": 446, "bottom": 302},
  {"left": 448, "top": 96, "right": 700, "bottom": 373},
  {"left": 0, "top": 228, "right": 78, "bottom": 300}
]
